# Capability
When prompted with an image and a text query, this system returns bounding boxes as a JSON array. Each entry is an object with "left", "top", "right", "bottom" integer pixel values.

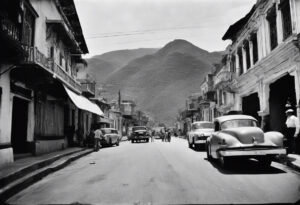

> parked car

[
  {"left": 131, "top": 126, "right": 150, "bottom": 143},
  {"left": 187, "top": 121, "right": 214, "bottom": 150},
  {"left": 152, "top": 127, "right": 165, "bottom": 139},
  {"left": 206, "top": 115, "right": 286, "bottom": 168},
  {"left": 100, "top": 128, "right": 121, "bottom": 147}
]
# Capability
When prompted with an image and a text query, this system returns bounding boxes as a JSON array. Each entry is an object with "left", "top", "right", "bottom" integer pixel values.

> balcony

[
  {"left": 0, "top": 15, "right": 20, "bottom": 42},
  {"left": 214, "top": 71, "right": 237, "bottom": 90},
  {"left": 0, "top": 14, "right": 27, "bottom": 60},
  {"left": 81, "top": 82, "right": 96, "bottom": 97},
  {"left": 22, "top": 46, "right": 82, "bottom": 93}
]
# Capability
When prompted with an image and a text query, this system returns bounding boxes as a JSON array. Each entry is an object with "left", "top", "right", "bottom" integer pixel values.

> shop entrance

[
  {"left": 11, "top": 97, "right": 29, "bottom": 154},
  {"left": 269, "top": 74, "right": 296, "bottom": 133},
  {"left": 242, "top": 93, "right": 261, "bottom": 125}
]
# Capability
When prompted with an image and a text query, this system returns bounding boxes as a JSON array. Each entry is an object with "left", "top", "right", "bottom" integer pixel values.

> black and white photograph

[{"left": 0, "top": 0, "right": 300, "bottom": 204}]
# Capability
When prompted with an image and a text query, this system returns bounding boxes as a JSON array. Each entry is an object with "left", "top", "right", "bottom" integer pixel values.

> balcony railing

[
  {"left": 81, "top": 83, "right": 96, "bottom": 96},
  {"left": 214, "top": 71, "right": 236, "bottom": 88},
  {"left": 23, "top": 46, "right": 82, "bottom": 92},
  {"left": 0, "top": 15, "right": 21, "bottom": 42}
]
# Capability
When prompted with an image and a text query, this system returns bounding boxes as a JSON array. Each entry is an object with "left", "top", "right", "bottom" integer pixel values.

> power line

[{"left": 85, "top": 25, "right": 209, "bottom": 39}]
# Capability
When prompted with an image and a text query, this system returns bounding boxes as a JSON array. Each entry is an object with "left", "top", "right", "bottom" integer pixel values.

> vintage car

[
  {"left": 100, "top": 128, "right": 121, "bottom": 147},
  {"left": 206, "top": 115, "right": 286, "bottom": 167},
  {"left": 187, "top": 121, "right": 214, "bottom": 149},
  {"left": 131, "top": 126, "right": 150, "bottom": 143}
]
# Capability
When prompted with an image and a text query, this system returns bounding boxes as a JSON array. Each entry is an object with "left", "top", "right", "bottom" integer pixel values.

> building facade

[
  {"left": 222, "top": 0, "right": 300, "bottom": 133},
  {"left": 0, "top": 0, "right": 102, "bottom": 166}
]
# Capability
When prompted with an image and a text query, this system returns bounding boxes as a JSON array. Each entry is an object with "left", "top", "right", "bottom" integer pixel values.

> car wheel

[
  {"left": 206, "top": 143, "right": 212, "bottom": 160},
  {"left": 116, "top": 140, "right": 119, "bottom": 146},
  {"left": 109, "top": 138, "right": 113, "bottom": 146},
  {"left": 146, "top": 139, "right": 149, "bottom": 143},
  {"left": 259, "top": 158, "right": 272, "bottom": 167}
]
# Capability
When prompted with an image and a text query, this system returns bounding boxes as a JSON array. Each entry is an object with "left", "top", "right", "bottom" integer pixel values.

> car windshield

[
  {"left": 221, "top": 119, "right": 257, "bottom": 130},
  {"left": 192, "top": 122, "right": 213, "bottom": 130},
  {"left": 133, "top": 127, "right": 147, "bottom": 132},
  {"left": 101, "top": 129, "right": 118, "bottom": 134}
]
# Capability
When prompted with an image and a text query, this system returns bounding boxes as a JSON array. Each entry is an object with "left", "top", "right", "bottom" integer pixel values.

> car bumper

[
  {"left": 218, "top": 148, "right": 286, "bottom": 157},
  {"left": 194, "top": 140, "right": 207, "bottom": 144}
]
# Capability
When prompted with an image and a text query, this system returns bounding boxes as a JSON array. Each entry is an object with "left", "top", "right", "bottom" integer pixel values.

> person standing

[
  {"left": 285, "top": 109, "right": 299, "bottom": 154},
  {"left": 94, "top": 125, "right": 102, "bottom": 151}
]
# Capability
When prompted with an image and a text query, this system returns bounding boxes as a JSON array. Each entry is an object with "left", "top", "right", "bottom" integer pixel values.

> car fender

[
  {"left": 264, "top": 131, "right": 284, "bottom": 147},
  {"left": 210, "top": 132, "right": 241, "bottom": 158}
]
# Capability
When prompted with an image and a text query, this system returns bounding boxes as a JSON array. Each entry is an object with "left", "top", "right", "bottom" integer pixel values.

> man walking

[{"left": 285, "top": 109, "right": 299, "bottom": 154}]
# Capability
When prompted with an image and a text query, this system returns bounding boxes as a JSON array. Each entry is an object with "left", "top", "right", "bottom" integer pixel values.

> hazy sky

[{"left": 74, "top": 0, "right": 256, "bottom": 57}]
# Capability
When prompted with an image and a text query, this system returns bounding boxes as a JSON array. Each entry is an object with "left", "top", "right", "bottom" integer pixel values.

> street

[{"left": 8, "top": 138, "right": 300, "bottom": 204}]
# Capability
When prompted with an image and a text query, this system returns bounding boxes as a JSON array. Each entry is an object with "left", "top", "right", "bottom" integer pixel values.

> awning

[{"left": 64, "top": 85, "right": 104, "bottom": 116}]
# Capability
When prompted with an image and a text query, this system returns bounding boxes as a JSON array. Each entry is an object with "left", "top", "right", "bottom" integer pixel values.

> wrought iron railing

[
  {"left": 81, "top": 83, "right": 96, "bottom": 95},
  {"left": 0, "top": 14, "right": 20, "bottom": 41},
  {"left": 22, "top": 46, "right": 82, "bottom": 92}
]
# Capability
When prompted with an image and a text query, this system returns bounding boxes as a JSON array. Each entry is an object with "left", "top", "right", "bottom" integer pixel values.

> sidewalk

[{"left": 0, "top": 147, "right": 93, "bottom": 202}]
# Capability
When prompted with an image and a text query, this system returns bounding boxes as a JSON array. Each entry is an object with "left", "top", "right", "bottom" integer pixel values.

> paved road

[{"left": 8, "top": 138, "right": 300, "bottom": 204}]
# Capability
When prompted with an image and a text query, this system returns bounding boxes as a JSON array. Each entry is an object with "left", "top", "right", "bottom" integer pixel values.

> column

[
  {"left": 276, "top": 4, "right": 283, "bottom": 44},
  {"left": 249, "top": 39, "right": 254, "bottom": 68},
  {"left": 235, "top": 51, "right": 240, "bottom": 75},
  {"left": 242, "top": 46, "right": 247, "bottom": 73}
]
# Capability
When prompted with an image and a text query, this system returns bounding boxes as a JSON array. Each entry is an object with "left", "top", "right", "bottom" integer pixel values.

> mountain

[
  {"left": 104, "top": 39, "right": 223, "bottom": 124},
  {"left": 77, "top": 48, "right": 158, "bottom": 82}
]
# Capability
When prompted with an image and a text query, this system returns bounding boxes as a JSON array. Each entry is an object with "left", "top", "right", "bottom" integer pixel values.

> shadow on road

[{"left": 205, "top": 158, "right": 286, "bottom": 175}]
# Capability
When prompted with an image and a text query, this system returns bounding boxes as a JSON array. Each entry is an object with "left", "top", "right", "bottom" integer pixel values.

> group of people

[{"left": 161, "top": 130, "right": 172, "bottom": 142}]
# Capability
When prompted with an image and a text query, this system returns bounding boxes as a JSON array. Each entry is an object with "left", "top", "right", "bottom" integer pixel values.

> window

[
  {"left": 22, "top": 4, "right": 35, "bottom": 46},
  {"left": 230, "top": 55, "right": 236, "bottom": 73},
  {"left": 59, "top": 53, "right": 65, "bottom": 68},
  {"left": 237, "top": 47, "right": 243, "bottom": 75},
  {"left": 251, "top": 33, "right": 258, "bottom": 64},
  {"left": 50, "top": 46, "right": 54, "bottom": 58},
  {"left": 244, "top": 40, "right": 251, "bottom": 70},
  {"left": 223, "top": 92, "right": 227, "bottom": 105},
  {"left": 267, "top": 5, "right": 278, "bottom": 50},
  {"left": 280, "top": 0, "right": 292, "bottom": 40}
]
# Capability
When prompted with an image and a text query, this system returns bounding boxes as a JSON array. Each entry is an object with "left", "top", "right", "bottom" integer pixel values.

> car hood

[{"left": 221, "top": 127, "right": 264, "bottom": 144}]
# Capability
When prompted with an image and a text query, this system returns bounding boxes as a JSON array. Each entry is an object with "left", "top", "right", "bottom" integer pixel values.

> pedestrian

[
  {"left": 285, "top": 109, "right": 299, "bottom": 154},
  {"left": 151, "top": 130, "right": 155, "bottom": 142},
  {"left": 167, "top": 131, "right": 171, "bottom": 142},
  {"left": 94, "top": 125, "right": 102, "bottom": 151}
]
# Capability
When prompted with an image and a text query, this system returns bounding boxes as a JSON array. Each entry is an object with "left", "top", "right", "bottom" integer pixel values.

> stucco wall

[
  {"left": 0, "top": 65, "right": 13, "bottom": 144},
  {"left": 30, "top": 0, "right": 62, "bottom": 56}
]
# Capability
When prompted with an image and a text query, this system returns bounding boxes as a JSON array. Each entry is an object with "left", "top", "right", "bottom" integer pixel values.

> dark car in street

[
  {"left": 206, "top": 115, "right": 286, "bottom": 168},
  {"left": 131, "top": 126, "right": 150, "bottom": 143}
]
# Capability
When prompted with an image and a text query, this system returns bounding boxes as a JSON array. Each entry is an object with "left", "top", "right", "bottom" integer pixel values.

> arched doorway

[{"left": 269, "top": 74, "right": 296, "bottom": 133}]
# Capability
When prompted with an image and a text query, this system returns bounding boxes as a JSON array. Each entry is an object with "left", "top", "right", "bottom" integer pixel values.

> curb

[
  {"left": 0, "top": 149, "right": 93, "bottom": 202},
  {"left": 286, "top": 160, "right": 300, "bottom": 172},
  {"left": 0, "top": 148, "right": 84, "bottom": 189}
]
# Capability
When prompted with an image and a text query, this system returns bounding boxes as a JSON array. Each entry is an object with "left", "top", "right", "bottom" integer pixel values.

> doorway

[
  {"left": 269, "top": 74, "right": 296, "bottom": 133},
  {"left": 242, "top": 93, "right": 261, "bottom": 126},
  {"left": 11, "top": 97, "right": 29, "bottom": 154}
]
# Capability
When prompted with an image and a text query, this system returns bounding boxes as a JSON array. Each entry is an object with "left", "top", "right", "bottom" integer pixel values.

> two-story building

[
  {"left": 222, "top": 0, "right": 300, "bottom": 133},
  {"left": 199, "top": 74, "right": 217, "bottom": 121},
  {"left": 0, "top": 0, "right": 103, "bottom": 166}
]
